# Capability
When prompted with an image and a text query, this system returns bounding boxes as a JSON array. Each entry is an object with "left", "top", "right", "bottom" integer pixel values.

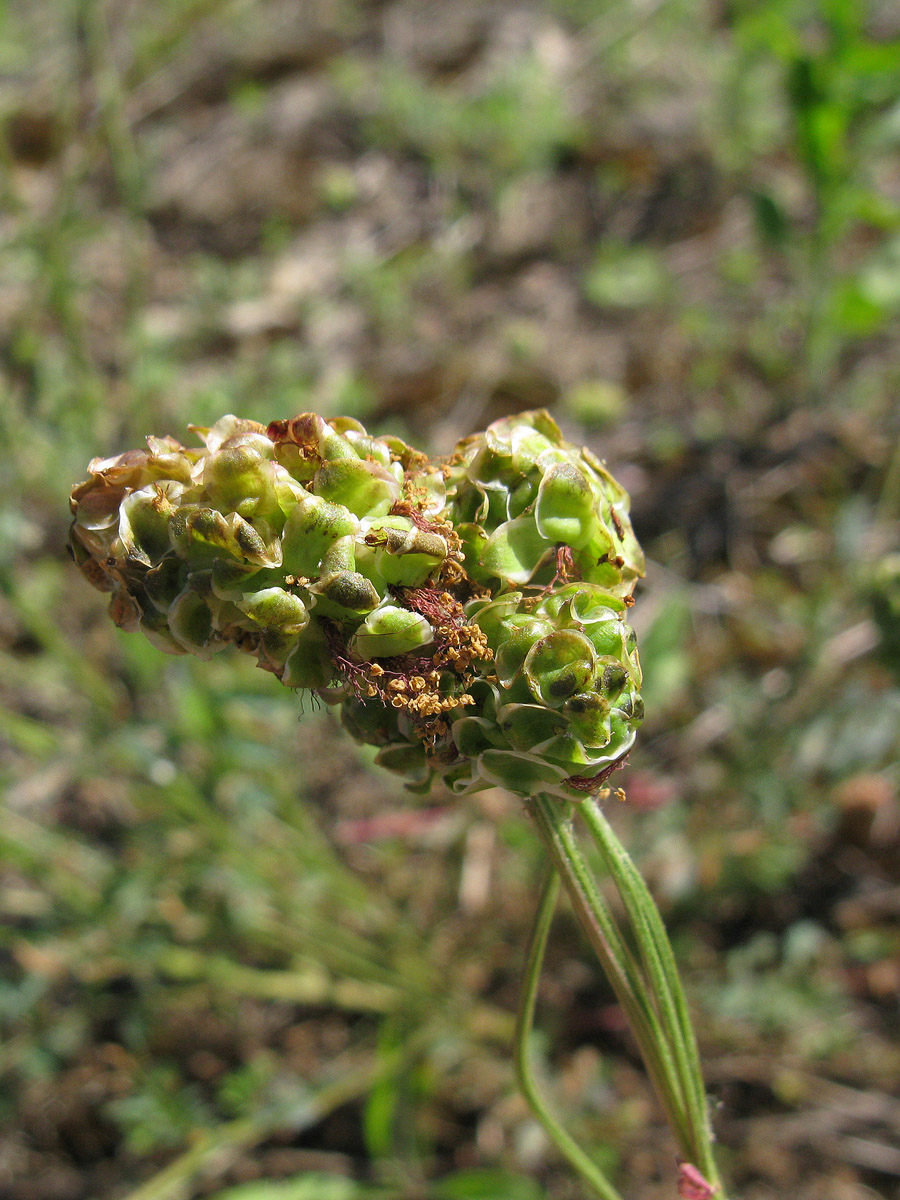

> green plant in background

[
  {"left": 333, "top": 54, "right": 584, "bottom": 182},
  {"left": 729, "top": 0, "right": 900, "bottom": 394},
  {"left": 2, "top": 0, "right": 898, "bottom": 1194},
  {"left": 868, "top": 552, "right": 900, "bottom": 677},
  {"left": 70, "top": 409, "right": 726, "bottom": 1199}
]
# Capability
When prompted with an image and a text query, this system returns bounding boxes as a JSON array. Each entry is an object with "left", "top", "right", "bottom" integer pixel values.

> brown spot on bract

[{"left": 267, "top": 413, "right": 321, "bottom": 449}]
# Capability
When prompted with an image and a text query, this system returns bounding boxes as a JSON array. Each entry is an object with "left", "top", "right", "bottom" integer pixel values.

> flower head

[{"left": 70, "top": 410, "right": 644, "bottom": 800}]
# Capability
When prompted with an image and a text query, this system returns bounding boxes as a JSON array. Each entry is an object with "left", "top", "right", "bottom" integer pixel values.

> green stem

[
  {"left": 528, "top": 793, "right": 728, "bottom": 1197},
  {"left": 578, "top": 798, "right": 722, "bottom": 1192},
  {"left": 528, "top": 795, "right": 692, "bottom": 1154},
  {"left": 514, "top": 868, "right": 624, "bottom": 1200}
]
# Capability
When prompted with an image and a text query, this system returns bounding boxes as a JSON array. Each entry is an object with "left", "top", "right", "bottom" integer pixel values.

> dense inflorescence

[{"left": 69, "top": 410, "right": 644, "bottom": 800}]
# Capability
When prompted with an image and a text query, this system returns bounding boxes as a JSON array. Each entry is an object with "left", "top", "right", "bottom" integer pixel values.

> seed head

[{"left": 69, "top": 410, "right": 644, "bottom": 801}]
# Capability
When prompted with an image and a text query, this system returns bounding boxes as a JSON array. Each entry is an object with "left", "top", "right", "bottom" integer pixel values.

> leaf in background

[
  {"left": 853, "top": 236, "right": 900, "bottom": 309},
  {"left": 362, "top": 1018, "right": 403, "bottom": 1158},
  {"left": 208, "top": 1175, "right": 376, "bottom": 1200},
  {"left": 634, "top": 590, "right": 692, "bottom": 716},
  {"left": 583, "top": 245, "right": 668, "bottom": 310},
  {"left": 835, "top": 236, "right": 900, "bottom": 335},
  {"left": 560, "top": 379, "right": 628, "bottom": 429},
  {"left": 832, "top": 279, "right": 888, "bottom": 336},
  {"left": 749, "top": 188, "right": 790, "bottom": 247},
  {"left": 430, "top": 1168, "right": 544, "bottom": 1200}
]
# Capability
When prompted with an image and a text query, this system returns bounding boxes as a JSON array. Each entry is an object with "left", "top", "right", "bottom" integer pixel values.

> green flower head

[{"left": 70, "top": 409, "right": 644, "bottom": 801}]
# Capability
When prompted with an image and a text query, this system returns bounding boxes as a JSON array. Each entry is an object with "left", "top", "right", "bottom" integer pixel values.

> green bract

[
  {"left": 70, "top": 409, "right": 645, "bottom": 801},
  {"left": 443, "top": 409, "right": 644, "bottom": 597},
  {"left": 349, "top": 583, "right": 642, "bottom": 801}
]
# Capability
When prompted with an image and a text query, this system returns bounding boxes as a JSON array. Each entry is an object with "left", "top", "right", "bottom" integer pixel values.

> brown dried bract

[
  {"left": 266, "top": 414, "right": 322, "bottom": 457},
  {"left": 565, "top": 756, "right": 628, "bottom": 795}
]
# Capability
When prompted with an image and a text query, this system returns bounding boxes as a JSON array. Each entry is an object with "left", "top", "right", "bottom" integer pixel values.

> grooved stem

[{"left": 527, "top": 792, "right": 727, "bottom": 1198}]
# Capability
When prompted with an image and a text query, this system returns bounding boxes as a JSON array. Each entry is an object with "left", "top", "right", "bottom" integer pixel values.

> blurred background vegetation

[{"left": 2, "top": 1, "right": 900, "bottom": 1197}]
